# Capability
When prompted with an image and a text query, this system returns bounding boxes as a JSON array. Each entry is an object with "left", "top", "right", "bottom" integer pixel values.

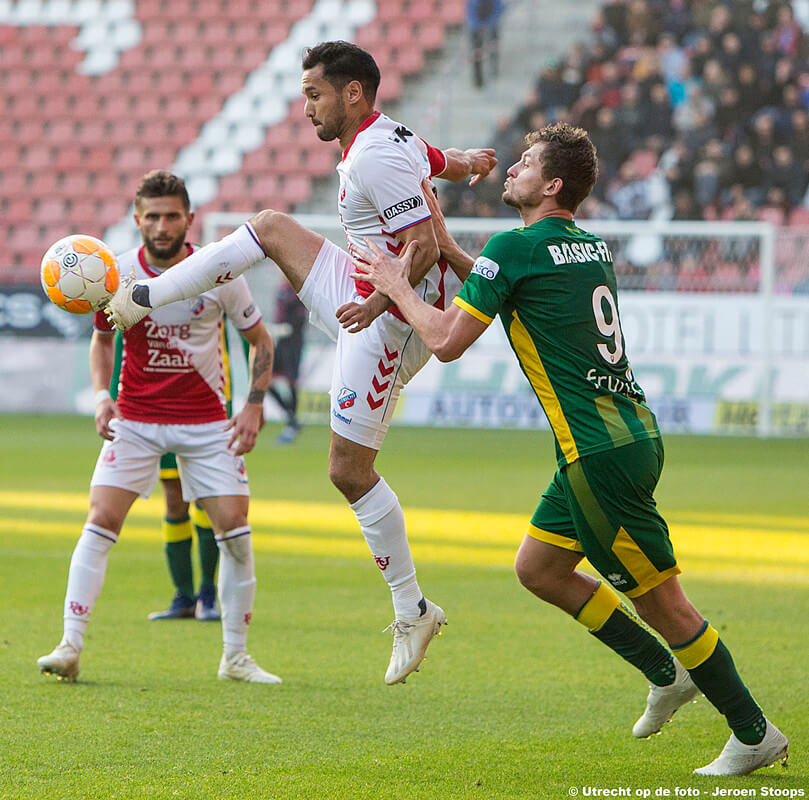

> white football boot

[
  {"left": 218, "top": 652, "right": 282, "bottom": 684},
  {"left": 633, "top": 659, "right": 700, "bottom": 737},
  {"left": 105, "top": 273, "right": 152, "bottom": 330},
  {"left": 384, "top": 599, "right": 447, "bottom": 685},
  {"left": 694, "top": 719, "right": 789, "bottom": 776},
  {"left": 38, "top": 642, "right": 81, "bottom": 682}
]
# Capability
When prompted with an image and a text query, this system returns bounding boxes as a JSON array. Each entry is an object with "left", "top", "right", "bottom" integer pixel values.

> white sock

[
  {"left": 350, "top": 478, "right": 423, "bottom": 619},
  {"left": 146, "top": 224, "right": 266, "bottom": 307},
  {"left": 62, "top": 523, "right": 118, "bottom": 650},
  {"left": 216, "top": 527, "right": 256, "bottom": 659}
]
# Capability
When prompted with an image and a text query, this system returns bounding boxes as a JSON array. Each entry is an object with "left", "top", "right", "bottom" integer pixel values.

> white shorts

[
  {"left": 298, "top": 238, "right": 458, "bottom": 450},
  {"left": 90, "top": 418, "right": 250, "bottom": 501}
]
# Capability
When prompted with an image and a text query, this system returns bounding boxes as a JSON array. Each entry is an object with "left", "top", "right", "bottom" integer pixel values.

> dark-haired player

[
  {"left": 350, "top": 123, "right": 789, "bottom": 776},
  {"left": 106, "top": 42, "right": 498, "bottom": 685},
  {"left": 38, "top": 171, "right": 280, "bottom": 684}
]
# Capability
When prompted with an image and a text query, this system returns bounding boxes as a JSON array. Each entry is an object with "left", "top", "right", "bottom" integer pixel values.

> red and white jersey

[
  {"left": 336, "top": 111, "right": 449, "bottom": 320},
  {"left": 94, "top": 245, "right": 262, "bottom": 425}
]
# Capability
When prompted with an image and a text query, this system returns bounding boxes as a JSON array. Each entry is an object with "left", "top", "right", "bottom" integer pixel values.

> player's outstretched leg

[
  {"left": 216, "top": 527, "right": 281, "bottom": 684},
  {"left": 38, "top": 523, "right": 119, "bottom": 681},
  {"left": 106, "top": 224, "right": 267, "bottom": 330}
]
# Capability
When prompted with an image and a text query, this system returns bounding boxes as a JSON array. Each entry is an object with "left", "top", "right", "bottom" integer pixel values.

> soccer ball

[{"left": 40, "top": 234, "right": 120, "bottom": 314}]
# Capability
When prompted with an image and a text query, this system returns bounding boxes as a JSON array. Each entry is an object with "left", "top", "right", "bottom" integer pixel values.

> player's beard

[
  {"left": 143, "top": 232, "right": 186, "bottom": 261},
  {"left": 312, "top": 104, "right": 346, "bottom": 142}
]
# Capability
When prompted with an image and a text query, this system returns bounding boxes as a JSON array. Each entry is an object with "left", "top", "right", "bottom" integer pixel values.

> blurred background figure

[
  {"left": 267, "top": 278, "right": 307, "bottom": 445},
  {"left": 466, "top": 0, "right": 504, "bottom": 88}
]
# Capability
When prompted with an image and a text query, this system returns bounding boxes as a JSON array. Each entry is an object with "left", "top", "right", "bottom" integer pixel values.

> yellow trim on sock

[
  {"left": 575, "top": 582, "right": 621, "bottom": 632},
  {"left": 159, "top": 468, "right": 180, "bottom": 480},
  {"left": 162, "top": 518, "right": 193, "bottom": 543},
  {"left": 527, "top": 524, "right": 584, "bottom": 553},
  {"left": 190, "top": 503, "right": 212, "bottom": 530},
  {"left": 673, "top": 624, "right": 719, "bottom": 669}
]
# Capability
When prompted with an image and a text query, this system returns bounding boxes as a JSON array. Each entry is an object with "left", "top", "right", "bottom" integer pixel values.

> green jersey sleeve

[{"left": 453, "top": 231, "right": 528, "bottom": 324}]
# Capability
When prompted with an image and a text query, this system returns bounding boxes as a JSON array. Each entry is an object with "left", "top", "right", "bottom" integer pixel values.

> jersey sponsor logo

[
  {"left": 382, "top": 195, "right": 424, "bottom": 220},
  {"left": 144, "top": 320, "right": 191, "bottom": 340},
  {"left": 147, "top": 349, "right": 192, "bottom": 370},
  {"left": 547, "top": 240, "right": 613, "bottom": 265},
  {"left": 390, "top": 125, "right": 414, "bottom": 143},
  {"left": 471, "top": 256, "right": 500, "bottom": 280},
  {"left": 607, "top": 572, "right": 628, "bottom": 587},
  {"left": 337, "top": 387, "right": 356, "bottom": 409},
  {"left": 585, "top": 367, "right": 643, "bottom": 399}
]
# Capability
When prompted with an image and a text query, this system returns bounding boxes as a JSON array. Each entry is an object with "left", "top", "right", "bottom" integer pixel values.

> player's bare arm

[
  {"left": 351, "top": 239, "right": 487, "bottom": 361},
  {"left": 226, "top": 322, "right": 274, "bottom": 455},
  {"left": 89, "top": 331, "right": 119, "bottom": 441},
  {"left": 437, "top": 147, "right": 498, "bottom": 186},
  {"left": 336, "top": 215, "right": 439, "bottom": 333},
  {"left": 421, "top": 179, "right": 475, "bottom": 280}
]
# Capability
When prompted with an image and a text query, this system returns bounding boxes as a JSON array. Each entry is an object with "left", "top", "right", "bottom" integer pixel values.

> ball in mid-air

[{"left": 40, "top": 234, "right": 120, "bottom": 314}]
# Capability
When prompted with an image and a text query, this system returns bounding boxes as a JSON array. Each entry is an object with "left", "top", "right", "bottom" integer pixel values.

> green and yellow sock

[
  {"left": 576, "top": 582, "right": 677, "bottom": 686},
  {"left": 673, "top": 622, "right": 765, "bottom": 745},
  {"left": 191, "top": 504, "right": 218, "bottom": 591},
  {"left": 162, "top": 516, "right": 194, "bottom": 601}
]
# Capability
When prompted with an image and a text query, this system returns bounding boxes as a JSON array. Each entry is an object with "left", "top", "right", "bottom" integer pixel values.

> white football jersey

[
  {"left": 336, "top": 111, "right": 449, "bottom": 319},
  {"left": 95, "top": 244, "right": 262, "bottom": 424}
]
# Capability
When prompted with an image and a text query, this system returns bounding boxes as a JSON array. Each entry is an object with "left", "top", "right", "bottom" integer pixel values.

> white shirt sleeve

[
  {"left": 217, "top": 277, "right": 262, "bottom": 330},
  {"left": 353, "top": 145, "right": 431, "bottom": 234}
]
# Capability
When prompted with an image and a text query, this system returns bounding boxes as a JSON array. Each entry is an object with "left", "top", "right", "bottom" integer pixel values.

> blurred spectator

[
  {"left": 466, "top": 0, "right": 504, "bottom": 89},
  {"left": 444, "top": 0, "right": 809, "bottom": 228}
]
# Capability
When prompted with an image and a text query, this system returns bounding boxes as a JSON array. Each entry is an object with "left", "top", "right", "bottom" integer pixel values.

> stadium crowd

[{"left": 448, "top": 0, "right": 809, "bottom": 226}]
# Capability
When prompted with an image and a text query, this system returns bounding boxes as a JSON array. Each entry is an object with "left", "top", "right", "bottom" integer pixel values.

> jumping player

[
  {"left": 105, "top": 41, "right": 497, "bottom": 685},
  {"left": 349, "top": 123, "right": 789, "bottom": 776},
  {"left": 38, "top": 171, "right": 280, "bottom": 684}
]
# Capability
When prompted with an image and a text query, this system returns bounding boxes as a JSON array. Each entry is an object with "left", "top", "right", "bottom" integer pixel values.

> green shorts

[
  {"left": 529, "top": 438, "right": 680, "bottom": 598},
  {"left": 159, "top": 452, "right": 179, "bottom": 479}
]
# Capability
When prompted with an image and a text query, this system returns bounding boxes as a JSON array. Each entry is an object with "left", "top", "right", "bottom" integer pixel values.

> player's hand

[
  {"left": 336, "top": 300, "right": 378, "bottom": 333},
  {"left": 95, "top": 398, "right": 119, "bottom": 441},
  {"left": 350, "top": 238, "right": 416, "bottom": 298},
  {"left": 225, "top": 403, "right": 264, "bottom": 455},
  {"left": 422, "top": 179, "right": 453, "bottom": 250},
  {"left": 465, "top": 148, "right": 497, "bottom": 186}
]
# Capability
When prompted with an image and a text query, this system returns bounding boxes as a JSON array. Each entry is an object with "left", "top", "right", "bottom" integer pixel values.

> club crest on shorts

[{"left": 338, "top": 387, "right": 356, "bottom": 410}]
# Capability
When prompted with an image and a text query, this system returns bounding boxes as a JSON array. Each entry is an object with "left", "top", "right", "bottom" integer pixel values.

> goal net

[{"left": 203, "top": 213, "right": 809, "bottom": 438}]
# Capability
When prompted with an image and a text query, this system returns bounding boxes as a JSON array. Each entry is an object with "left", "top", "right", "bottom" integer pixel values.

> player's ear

[
  {"left": 344, "top": 79, "right": 364, "bottom": 106},
  {"left": 186, "top": 211, "right": 195, "bottom": 228},
  {"left": 545, "top": 177, "right": 563, "bottom": 197}
]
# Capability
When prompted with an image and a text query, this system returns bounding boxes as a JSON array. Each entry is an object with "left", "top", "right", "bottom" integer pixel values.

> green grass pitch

[{"left": 1, "top": 415, "right": 806, "bottom": 799}]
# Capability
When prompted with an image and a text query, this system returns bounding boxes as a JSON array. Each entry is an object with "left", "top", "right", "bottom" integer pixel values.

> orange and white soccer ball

[{"left": 41, "top": 234, "right": 120, "bottom": 314}]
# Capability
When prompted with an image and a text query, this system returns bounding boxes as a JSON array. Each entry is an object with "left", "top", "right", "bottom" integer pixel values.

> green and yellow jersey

[{"left": 454, "top": 216, "right": 659, "bottom": 468}]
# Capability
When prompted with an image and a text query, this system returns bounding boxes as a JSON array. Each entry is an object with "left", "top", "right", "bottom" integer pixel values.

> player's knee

[
  {"left": 514, "top": 553, "right": 548, "bottom": 595},
  {"left": 86, "top": 503, "right": 125, "bottom": 534},
  {"left": 249, "top": 209, "right": 286, "bottom": 251},
  {"left": 328, "top": 460, "right": 372, "bottom": 503}
]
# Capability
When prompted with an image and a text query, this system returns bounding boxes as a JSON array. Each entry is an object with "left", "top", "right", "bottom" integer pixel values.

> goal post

[{"left": 204, "top": 212, "right": 807, "bottom": 438}]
